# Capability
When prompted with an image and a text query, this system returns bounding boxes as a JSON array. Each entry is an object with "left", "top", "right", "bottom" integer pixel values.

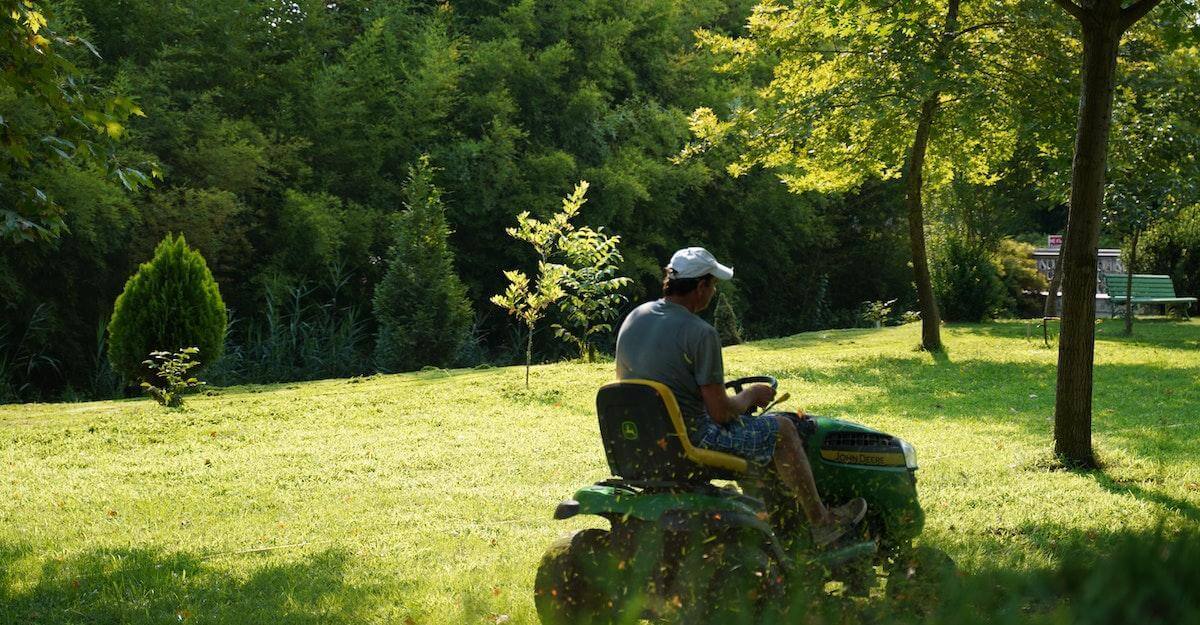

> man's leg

[{"left": 770, "top": 415, "right": 832, "bottom": 526}]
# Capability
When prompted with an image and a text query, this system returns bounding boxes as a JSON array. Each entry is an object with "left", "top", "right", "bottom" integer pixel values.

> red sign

[{"left": 1049, "top": 234, "right": 1063, "bottom": 247}]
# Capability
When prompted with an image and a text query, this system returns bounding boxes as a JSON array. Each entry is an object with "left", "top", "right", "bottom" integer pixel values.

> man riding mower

[
  {"left": 533, "top": 248, "right": 927, "bottom": 624},
  {"left": 533, "top": 375, "right": 925, "bottom": 624}
]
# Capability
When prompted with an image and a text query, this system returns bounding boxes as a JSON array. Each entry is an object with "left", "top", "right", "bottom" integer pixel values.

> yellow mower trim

[
  {"left": 820, "top": 449, "right": 906, "bottom": 467},
  {"left": 605, "top": 379, "right": 749, "bottom": 474}
]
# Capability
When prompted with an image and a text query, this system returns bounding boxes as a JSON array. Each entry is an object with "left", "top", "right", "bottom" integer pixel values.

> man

[{"left": 615, "top": 247, "right": 866, "bottom": 546}]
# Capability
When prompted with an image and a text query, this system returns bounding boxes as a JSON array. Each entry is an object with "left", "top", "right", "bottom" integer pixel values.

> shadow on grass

[
  {"left": 963, "top": 318, "right": 1200, "bottom": 352},
  {"left": 0, "top": 545, "right": 371, "bottom": 625},
  {"left": 768, "top": 524, "right": 1200, "bottom": 625},
  {"left": 1092, "top": 472, "right": 1200, "bottom": 524},
  {"left": 763, "top": 351, "right": 1196, "bottom": 433},
  {"left": 928, "top": 347, "right": 952, "bottom": 365}
]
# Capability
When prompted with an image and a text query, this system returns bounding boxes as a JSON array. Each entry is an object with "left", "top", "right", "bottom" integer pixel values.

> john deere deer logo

[{"left": 621, "top": 421, "right": 639, "bottom": 440}]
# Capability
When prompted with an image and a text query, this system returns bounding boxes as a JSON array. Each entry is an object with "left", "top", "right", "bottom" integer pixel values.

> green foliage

[
  {"left": 1103, "top": 43, "right": 1200, "bottom": 323},
  {"left": 373, "top": 157, "right": 472, "bottom": 373},
  {"left": 931, "top": 235, "right": 1006, "bottom": 323},
  {"left": 682, "top": 0, "right": 1071, "bottom": 197},
  {"left": 1140, "top": 204, "right": 1200, "bottom": 301},
  {"left": 0, "top": 163, "right": 139, "bottom": 399},
  {"left": 306, "top": 10, "right": 460, "bottom": 209},
  {"left": 0, "top": 0, "right": 154, "bottom": 242},
  {"left": 550, "top": 186, "right": 631, "bottom": 361},
  {"left": 491, "top": 181, "right": 634, "bottom": 369},
  {"left": 490, "top": 264, "right": 567, "bottom": 348},
  {"left": 1105, "top": 43, "right": 1200, "bottom": 240},
  {"left": 682, "top": 0, "right": 1075, "bottom": 350},
  {"left": 107, "top": 234, "right": 227, "bottom": 384},
  {"left": 176, "top": 117, "right": 271, "bottom": 196},
  {"left": 491, "top": 184, "right": 586, "bottom": 385},
  {"left": 272, "top": 190, "right": 349, "bottom": 278},
  {"left": 861, "top": 299, "right": 897, "bottom": 329},
  {"left": 139, "top": 347, "right": 205, "bottom": 408},
  {"left": 16, "top": 0, "right": 1181, "bottom": 398},
  {"left": 3, "top": 0, "right": 927, "bottom": 398},
  {"left": 994, "top": 239, "right": 1047, "bottom": 318},
  {"left": 135, "top": 188, "right": 252, "bottom": 289}
]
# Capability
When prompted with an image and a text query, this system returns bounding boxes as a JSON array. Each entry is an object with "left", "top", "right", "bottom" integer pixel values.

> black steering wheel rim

[{"left": 724, "top": 375, "right": 778, "bottom": 394}]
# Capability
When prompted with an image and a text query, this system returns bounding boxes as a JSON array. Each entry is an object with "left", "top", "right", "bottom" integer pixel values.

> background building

[{"left": 1033, "top": 239, "right": 1125, "bottom": 316}]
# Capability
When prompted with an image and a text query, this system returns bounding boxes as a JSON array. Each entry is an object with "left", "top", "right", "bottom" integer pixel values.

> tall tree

[
  {"left": 373, "top": 156, "right": 472, "bottom": 373},
  {"left": 1049, "top": 0, "right": 1172, "bottom": 467},
  {"left": 684, "top": 0, "right": 1071, "bottom": 351},
  {"left": 1105, "top": 46, "right": 1200, "bottom": 336}
]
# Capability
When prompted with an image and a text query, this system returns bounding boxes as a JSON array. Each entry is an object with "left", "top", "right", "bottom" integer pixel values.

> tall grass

[
  {"left": 0, "top": 304, "right": 60, "bottom": 403},
  {"left": 67, "top": 320, "right": 123, "bottom": 402},
  {"left": 207, "top": 265, "right": 372, "bottom": 385}
]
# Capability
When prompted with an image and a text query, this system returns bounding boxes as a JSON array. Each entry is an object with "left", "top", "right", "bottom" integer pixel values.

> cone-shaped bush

[
  {"left": 108, "top": 234, "right": 227, "bottom": 383},
  {"left": 374, "top": 156, "right": 472, "bottom": 372}
]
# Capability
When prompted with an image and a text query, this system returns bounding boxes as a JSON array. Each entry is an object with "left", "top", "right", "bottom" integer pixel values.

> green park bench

[{"left": 1102, "top": 273, "right": 1197, "bottom": 319}]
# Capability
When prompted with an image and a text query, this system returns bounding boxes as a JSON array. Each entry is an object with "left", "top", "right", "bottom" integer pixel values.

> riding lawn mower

[{"left": 533, "top": 376, "right": 932, "bottom": 624}]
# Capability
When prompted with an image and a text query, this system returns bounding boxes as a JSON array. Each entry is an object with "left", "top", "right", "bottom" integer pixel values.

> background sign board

[{"left": 1049, "top": 234, "right": 1063, "bottom": 248}]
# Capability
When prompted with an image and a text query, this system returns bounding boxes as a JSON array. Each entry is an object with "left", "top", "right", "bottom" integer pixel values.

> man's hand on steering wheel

[
  {"left": 724, "top": 376, "right": 777, "bottom": 413},
  {"left": 746, "top": 384, "right": 775, "bottom": 408}
]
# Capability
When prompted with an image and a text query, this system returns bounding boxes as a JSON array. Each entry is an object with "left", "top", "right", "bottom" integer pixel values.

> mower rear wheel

[
  {"left": 672, "top": 535, "right": 784, "bottom": 625},
  {"left": 534, "top": 529, "right": 625, "bottom": 625}
]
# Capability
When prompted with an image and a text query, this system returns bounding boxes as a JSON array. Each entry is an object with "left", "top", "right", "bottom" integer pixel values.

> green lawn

[{"left": 2, "top": 320, "right": 1198, "bottom": 624}]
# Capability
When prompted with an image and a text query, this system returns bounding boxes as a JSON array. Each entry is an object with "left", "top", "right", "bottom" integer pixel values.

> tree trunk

[
  {"left": 525, "top": 325, "right": 533, "bottom": 388},
  {"left": 1054, "top": 16, "right": 1124, "bottom": 468},
  {"left": 1123, "top": 228, "right": 1139, "bottom": 336},
  {"left": 1044, "top": 236, "right": 1067, "bottom": 318},
  {"left": 903, "top": 0, "right": 960, "bottom": 353}
]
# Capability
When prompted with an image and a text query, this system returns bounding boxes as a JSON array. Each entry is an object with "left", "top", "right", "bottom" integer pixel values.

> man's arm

[{"left": 700, "top": 383, "right": 774, "bottom": 424}]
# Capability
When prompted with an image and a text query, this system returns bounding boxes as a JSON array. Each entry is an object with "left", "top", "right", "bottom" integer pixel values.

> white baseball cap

[{"left": 667, "top": 247, "right": 734, "bottom": 280}]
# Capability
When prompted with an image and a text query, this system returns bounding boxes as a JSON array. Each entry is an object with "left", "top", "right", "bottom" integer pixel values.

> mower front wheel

[{"left": 885, "top": 544, "right": 956, "bottom": 608}]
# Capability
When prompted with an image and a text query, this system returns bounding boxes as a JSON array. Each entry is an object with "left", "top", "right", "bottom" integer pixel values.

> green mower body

[
  {"left": 802, "top": 415, "right": 924, "bottom": 548},
  {"left": 557, "top": 415, "right": 923, "bottom": 555}
]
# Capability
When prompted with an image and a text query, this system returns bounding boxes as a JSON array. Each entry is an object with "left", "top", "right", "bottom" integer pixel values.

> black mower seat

[{"left": 596, "top": 379, "right": 747, "bottom": 482}]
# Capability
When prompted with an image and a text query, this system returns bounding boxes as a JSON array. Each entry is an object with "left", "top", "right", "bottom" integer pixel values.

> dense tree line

[{"left": 1, "top": 0, "right": 1195, "bottom": 402}]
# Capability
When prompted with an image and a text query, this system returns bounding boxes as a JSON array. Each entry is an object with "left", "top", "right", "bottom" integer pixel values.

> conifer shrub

[
  {"left": 374, "top": 157, "right": 472, "bottom": 372},
  {"left": 931, "top": 235, "right": 1006, "bottom": 322},
  {"left": 714, "top": 295, "right": 744, "bottom": 345},
  {"left": 107, "top": 234, "right": 227, "bottom": 384},
  {"left": 994, "top": 238, "right": 1047, "bottom": 318}
]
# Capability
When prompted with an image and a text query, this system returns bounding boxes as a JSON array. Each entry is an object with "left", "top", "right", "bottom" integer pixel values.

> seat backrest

[
  {"left": 1104, "top": 274, "right": 1179, "bottom": 299},
  {"left": 596, "top": 379, "right": 747, "bottom": 481}
]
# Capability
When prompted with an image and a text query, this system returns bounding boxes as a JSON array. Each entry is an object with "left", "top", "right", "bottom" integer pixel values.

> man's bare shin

[{"left": 772, "top": 416, "right": 830, "bottom": 524}]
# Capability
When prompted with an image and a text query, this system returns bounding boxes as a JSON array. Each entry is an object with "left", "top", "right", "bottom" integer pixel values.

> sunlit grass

[{"left": 2, "top": 319, "right": 1197, "bottom": 623}]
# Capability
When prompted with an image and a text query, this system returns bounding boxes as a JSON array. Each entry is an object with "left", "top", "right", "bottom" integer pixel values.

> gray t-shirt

[{"left": 615, "top": 299, "right": 724, "bottom": 439}]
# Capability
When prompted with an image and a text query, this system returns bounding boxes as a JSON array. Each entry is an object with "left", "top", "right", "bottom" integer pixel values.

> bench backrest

[{"left": 1103, "top": 274, "right": 1179, "bottom": 299}]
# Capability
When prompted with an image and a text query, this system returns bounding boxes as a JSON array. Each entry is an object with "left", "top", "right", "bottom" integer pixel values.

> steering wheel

[
  {"left": 724, "top": 376, "right": 788, "bottom": 415},
  {"left": 724, "top": 375, "right": 778, "bottom": 394}
]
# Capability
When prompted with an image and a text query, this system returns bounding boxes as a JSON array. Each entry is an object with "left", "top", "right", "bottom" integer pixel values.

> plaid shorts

[{"left": 695, "top": 413, "right": 781, "bottom": 466}]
